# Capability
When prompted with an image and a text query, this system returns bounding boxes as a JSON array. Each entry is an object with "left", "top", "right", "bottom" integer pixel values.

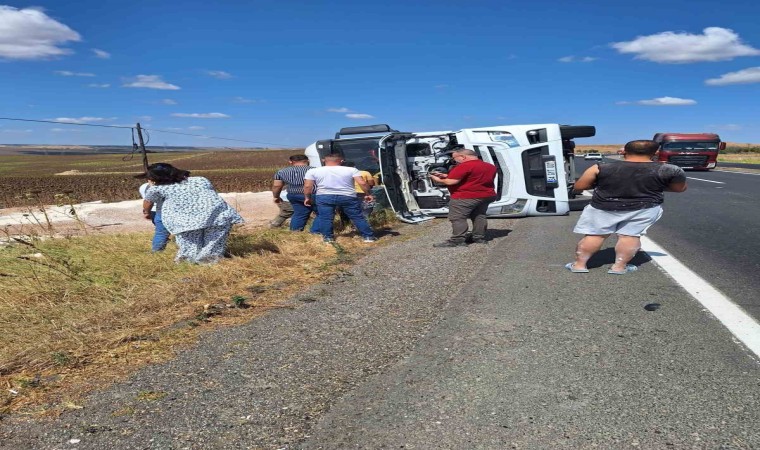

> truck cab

[
  {"left": 306, "top": 123, "right": 595, "bottom": 223},
  {"left": 652, "top": 133, "right": 725, "bottom": 170}
]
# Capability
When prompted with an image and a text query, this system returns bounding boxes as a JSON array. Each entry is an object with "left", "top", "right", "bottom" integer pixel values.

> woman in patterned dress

[{"left": 142, "top": 163, "right": 244, "bottom": 264}]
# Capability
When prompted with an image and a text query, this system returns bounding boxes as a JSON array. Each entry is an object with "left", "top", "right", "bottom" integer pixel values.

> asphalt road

[
  {"left": 574, "top": 156, "right": 760, "bottom": 320},
  {"left": 2, "top": 160, "right": 758, "bottom": 449}
]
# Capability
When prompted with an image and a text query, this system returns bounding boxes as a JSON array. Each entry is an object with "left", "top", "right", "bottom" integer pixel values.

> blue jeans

[
  {"left": 150, "top": 211, "right": 171, "bottom": 252},
  {"left": 286, "top": 192, "right": 317, "bottom": 232},
  {"left": 314, "top": 194, "right": 375, "bottom": 240}
]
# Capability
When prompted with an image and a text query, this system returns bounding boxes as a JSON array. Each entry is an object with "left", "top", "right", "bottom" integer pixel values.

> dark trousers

[
  {"left": 286, "top": 193, "right": 316, "bottom": 232},
  {"left": 447, "top": 196, "right": 496, "bottom": 242}
]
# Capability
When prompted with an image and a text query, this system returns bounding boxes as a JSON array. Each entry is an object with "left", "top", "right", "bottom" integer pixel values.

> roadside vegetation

[
  {"left": 719, "top": 145, "right": 760, "bottom": 164},
  {"left": 0, "top": 208, "right": 397, "bottom": 415}
]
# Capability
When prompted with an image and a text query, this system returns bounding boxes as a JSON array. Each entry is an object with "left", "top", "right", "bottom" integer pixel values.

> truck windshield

[
  {"left": 662, "top": 142, "right": 719, "bottom": 152},
  {"left": 332, "top": 138, "right": 381, "bottom": 173}
]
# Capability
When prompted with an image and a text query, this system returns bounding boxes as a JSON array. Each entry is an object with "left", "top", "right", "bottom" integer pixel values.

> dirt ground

[{"left": 0, "top": 191, "right": 279, "bottom": 238}]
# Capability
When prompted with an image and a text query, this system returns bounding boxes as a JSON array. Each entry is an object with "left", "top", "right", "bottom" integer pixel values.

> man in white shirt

[{"left": 303, "top": 154, "right": 376, "bottom": 243}]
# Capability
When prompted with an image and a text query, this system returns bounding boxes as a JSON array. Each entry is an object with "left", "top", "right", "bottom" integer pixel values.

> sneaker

[
  {"left": 363, "top": 237, "right": 377, "bottom": 243},
  {"left": 323, "top": 238, "right": 335, "bottom": 243},
  {"left": 432, "top": 240, "right": 467, "bottom": 248}
]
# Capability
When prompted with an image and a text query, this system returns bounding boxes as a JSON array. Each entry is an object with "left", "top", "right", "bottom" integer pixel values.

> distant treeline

[{"left": 723, "top": 145, "right": 760, "bottom": 154}]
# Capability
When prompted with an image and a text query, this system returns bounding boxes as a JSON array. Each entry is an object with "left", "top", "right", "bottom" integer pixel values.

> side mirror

[{"left": 719, "top": 142, "right": 726, "bottom": 151}]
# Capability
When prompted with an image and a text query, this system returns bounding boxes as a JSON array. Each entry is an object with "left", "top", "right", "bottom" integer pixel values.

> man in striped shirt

[{"left": 272, "top": 155, "right": 315, "bottom": 231}]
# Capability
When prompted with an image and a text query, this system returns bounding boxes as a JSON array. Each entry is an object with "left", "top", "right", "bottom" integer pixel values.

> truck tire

[{"left": 560, "top": 125, "right": 596, "bottom": 140}]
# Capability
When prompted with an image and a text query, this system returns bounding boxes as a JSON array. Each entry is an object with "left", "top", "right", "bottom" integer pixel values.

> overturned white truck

[{"left": 305, "top": 123, "right": 595, "bottom": 223}]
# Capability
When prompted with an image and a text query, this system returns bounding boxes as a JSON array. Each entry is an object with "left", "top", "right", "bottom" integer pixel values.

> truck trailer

[{"left": 305, "top": 123, "right": 595, "bottom": 223}]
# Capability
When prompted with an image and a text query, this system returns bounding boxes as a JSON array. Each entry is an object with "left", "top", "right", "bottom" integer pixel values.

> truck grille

[{"left": 668, "top": 155, "right": 708, "bottom": 167}]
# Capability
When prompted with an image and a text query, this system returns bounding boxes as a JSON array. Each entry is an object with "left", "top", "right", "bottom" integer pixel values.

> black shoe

[
  {"left": 433, "top": 240, "right": 467, "bottom": 248},
  {"left": 471, "top": 238, "right": 488, "bottom": 244}
]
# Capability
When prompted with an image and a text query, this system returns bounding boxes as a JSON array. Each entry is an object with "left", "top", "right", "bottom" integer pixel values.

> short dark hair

[
  {"left": 146, "top": 163, "right": 190, "bottom": 185},
  {"left": 624, "top": 140, "right": 659, "bottom": 156},
  {"left": 289, "top": 154, "right": 309, "bottom": 162},
  {"left": 324, "top": 153, "right": 343, "bottom": 162}
]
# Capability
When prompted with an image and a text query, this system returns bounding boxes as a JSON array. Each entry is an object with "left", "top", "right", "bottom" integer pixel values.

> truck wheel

[{"left": 560, "top": 126, "right": 596, "bottom": 140}]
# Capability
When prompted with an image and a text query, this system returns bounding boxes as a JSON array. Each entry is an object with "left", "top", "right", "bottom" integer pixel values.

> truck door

[{"left": 377, "top": 134, "right": 433, "bottom": 223}]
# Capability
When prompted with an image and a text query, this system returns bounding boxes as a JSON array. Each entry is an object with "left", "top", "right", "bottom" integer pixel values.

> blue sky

[{"left": 1, "top": 0, "right": 759, "bottom": 147}]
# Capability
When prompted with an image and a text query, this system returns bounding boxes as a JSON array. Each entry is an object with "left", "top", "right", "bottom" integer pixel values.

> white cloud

[
  {"left": 558, "top": 56, "right": 596, "bottom": 63},
  {"left": 611, "top": 27, "right": 760, "bottom": 64},
  {"left": 160, "top": 98, "right": 177, "bottom": 105},
  {"left": 707, "top": 123, "right": 742, "bottom": 131},
  {"left": 187, "top": 126, "right": 205, "bottom": 130},
  {"left": 171, "top": 112, "right": 230, "bottom": 118},
  {"left": 705, "top": 67, "right": 760, "bottom": 86},
  {"left": 635, "top": 97, "right": 697, "bottom": 106},
  {"left": 346, "top": 113, "right": 374, "bottom": 119},
  {"left": 232, "top": 96, "right": 255, "bottom": 103},
  {"left": 123, "top": 75, "right": 180, "bottom": 90},
  {"left": 50, "top": 128, "right": 81, "bottom": 132},
  {"left": 0, "top": 6, "right": 81, "bottom": 60},
  {"left": 54, "top": 70, "right": 95, "bottom": 77},
  {"left": 88, "top": 83, "right": 110, "bottom": 88},
  {"left": 92, "top": 48, "right": 110, "bottom": 59},
  {"left": 52, "top": 116, "right": 117, "bottom": 124},
  {"left": 1, "top": 128, "right": 32, "bottom": 133},
  {"left": 206, "top": 70, "right": 232, "bottom": 79},
  {"left": 327, "top": 107, "right": 351, "bottom": 113}
]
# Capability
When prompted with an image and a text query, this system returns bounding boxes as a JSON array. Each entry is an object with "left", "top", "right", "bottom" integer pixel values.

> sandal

[
  {"left": 565, "top": 263, "right": 589, "bottom": 273},
  {"left": 607, "top": 264, "right": 638, "bottom": 275}
]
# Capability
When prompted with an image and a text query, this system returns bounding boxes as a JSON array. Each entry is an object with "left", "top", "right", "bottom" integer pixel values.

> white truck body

[{"left": 305, "top": 123, "right": 594, "bottom": 223}]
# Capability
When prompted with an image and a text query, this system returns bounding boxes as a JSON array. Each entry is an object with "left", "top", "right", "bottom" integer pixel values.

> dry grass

[
  {"left": 0, "top": 212, "right": 396, "bottom": 415},
  {"left": 718, "top": 153, "right": 760, "bottom": 164}
]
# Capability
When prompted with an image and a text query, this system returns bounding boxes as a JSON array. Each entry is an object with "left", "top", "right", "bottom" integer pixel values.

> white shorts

[{"left": 573, "top": 205, "right": 663, "bottom": 237}]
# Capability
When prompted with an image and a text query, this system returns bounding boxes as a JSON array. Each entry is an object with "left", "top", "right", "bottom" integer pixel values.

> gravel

[{"left": 0, "top": 218, "right": 507, "bottom": 449}]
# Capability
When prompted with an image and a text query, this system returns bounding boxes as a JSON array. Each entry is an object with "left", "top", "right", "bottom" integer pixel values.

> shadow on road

[{"left": 587, "top": 248, "right": 652, "bottom": 269}]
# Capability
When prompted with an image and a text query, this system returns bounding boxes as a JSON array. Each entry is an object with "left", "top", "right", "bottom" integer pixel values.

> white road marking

[
  {"left": 640, "top": 236, "right": 760, "bottom": 359},
  {"left": 686, "top": 177, "right": 725, "bottom": 184},
  {"left": 714, "top": 169, "right": 760, "bottom": 176}
]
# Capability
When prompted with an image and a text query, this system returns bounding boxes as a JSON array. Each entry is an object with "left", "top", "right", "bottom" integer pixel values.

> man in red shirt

[{"left": 429, "top": 148, "right": 498, "bottom": 247}]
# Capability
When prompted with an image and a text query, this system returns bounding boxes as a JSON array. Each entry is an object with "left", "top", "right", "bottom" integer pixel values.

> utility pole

[{"left": 135, "top": 122, "right": 149, "bottom": 173}]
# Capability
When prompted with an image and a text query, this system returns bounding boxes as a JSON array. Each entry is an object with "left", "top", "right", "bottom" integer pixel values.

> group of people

[
  {"left": 136, "top": 139, "right": 686, "bottom": 276},
  {"left": 271, "top": 153, "right": 377, "bottom": 243}
]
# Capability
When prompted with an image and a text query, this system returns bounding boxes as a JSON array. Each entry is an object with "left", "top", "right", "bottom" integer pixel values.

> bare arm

[
  {"left": 573, "top": 165, "right": 600, "bottom": 191},
  {"left": 666, "top": 180, "right": 688, "bottom": 192},
  {"left": 271, "top": 179, "right": 284, "bottom": 203},
  {"left": 429, "top": 173, "right": 461, "bottom": 186},
  {"left": 142, "top": 200, "right": 153, "bottom": 219},
  {"left": 354, "top": 176, "right": 374, "bottom": 200},
  {"left": 303, "top": 179, "right": 315, "bottom": 206}
]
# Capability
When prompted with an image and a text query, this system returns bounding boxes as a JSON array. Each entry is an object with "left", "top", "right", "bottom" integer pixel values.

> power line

[
  {"left": 0, "top": 117, "right": 133, "bottom": 129},
  {"left": 143, "top": 126, "right": 288, "bottom": 147},
  {"left": 0, "top": 116, "right": 294, "bottom": 147}
]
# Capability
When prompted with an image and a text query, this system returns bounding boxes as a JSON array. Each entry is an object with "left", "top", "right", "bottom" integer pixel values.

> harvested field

[{"left": 0, "top": 150, "right": 296, "bottom": 208}]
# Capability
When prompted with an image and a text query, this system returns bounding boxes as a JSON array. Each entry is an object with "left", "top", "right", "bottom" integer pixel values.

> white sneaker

[{"left": 363, "top": 237, "right": 377, "bottom": 243}]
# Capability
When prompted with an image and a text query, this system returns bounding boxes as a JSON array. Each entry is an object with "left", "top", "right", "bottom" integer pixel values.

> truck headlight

[{"left": 492, "top": 199, "right": 527, "bottom": 215}]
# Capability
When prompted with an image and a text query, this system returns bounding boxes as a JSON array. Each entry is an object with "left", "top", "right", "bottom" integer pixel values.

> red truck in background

[{"left": 652, "top": 132, "right": 726, "bottom": 170}]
